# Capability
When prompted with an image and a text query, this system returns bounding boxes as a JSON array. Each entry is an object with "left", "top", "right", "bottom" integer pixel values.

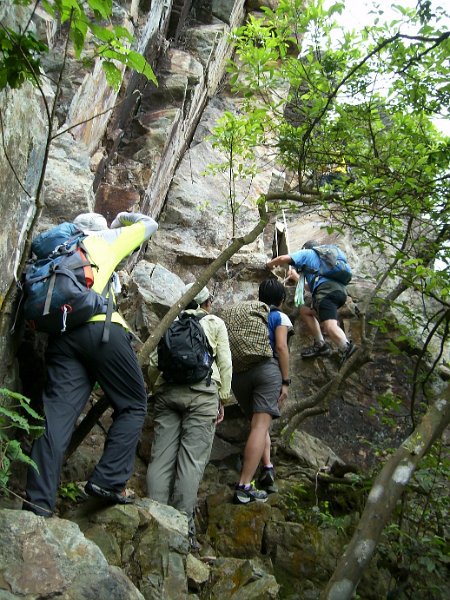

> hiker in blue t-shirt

[{"left": 267, "top": 240, "right": 356, "bottom": 363}]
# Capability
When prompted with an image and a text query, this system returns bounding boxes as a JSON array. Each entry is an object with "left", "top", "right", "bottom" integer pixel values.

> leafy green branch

[
  {"left": 1, "top": 0, "right": 157, "bottom": 92},
  {"left": 0, "top": 388, "right": 43, "bottom": 491}
]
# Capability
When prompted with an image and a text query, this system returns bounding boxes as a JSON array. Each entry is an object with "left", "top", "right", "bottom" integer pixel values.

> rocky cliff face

[{"left": 0, "top": 1, "right": 443, "bottom": 599}]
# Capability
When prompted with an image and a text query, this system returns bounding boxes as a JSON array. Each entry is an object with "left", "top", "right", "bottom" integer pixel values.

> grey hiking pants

[
  {"left": 25, "top": 322, "right": 147, "bottom": 515},
  {"left": 146, "top": 379, "right": 219, "bottom": 534}
]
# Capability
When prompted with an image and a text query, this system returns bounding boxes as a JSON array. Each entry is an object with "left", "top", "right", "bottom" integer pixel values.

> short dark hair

[
  {"left": 186, "top": 300, "right": 198, "bottom": 310},
  {"left": 259, "top": 279, "right": 286, "bottom": 306},
  {"left": 302, "top": 239, "right": 319, "bottom": 249}
]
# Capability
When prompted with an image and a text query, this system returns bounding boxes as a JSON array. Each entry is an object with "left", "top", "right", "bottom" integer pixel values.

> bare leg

[
  {"left": 299, "top": 306, "right": 323, "bottom": 341},
  {"left": 321, "top": 318, "right": 348, "bottom": 349},
  {"left": 239, "top": 413, "right": 273, "bottom": 485},
  {"left": 261, "top": 431, "right": 272, "bottom": 467}
]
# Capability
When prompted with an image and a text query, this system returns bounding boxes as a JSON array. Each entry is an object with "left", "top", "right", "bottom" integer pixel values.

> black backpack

[
  {"left": 22, "top": 222, "right": 114, "bottom": 341},
  {"left": 157, "top": 312, "right": 214, "bottom": 385}
]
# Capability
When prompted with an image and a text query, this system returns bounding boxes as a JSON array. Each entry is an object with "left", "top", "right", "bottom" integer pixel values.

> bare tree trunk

[{"left": 320, "top": 383, "right": 450, "bottom": 600}]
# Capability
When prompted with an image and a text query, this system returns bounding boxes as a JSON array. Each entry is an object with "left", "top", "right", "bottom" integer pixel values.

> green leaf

[
  {"left": 88, "top": 22, "right": 116, "bottom": 43},
  {"left": 113, "top": 26, "right": 132, "bottom": 42},
  {"left": 102, "top": 60, "right": 122, "bottom": 90},
  {"left": 6, "top": 439, "right": 39, "bottom": 471},
  {"left": 87, "top": 0, "right": 112, "bottom": 20},
  {"left": 59, "top": 0, "right": 83, "bottom": 23},
  {"left": 41, "top": 0, "right": 57, "bottom": 17},
  {"left": 0, "top": 406, "right": 30, "bottom": 430},
  {"left": 70, "top": 20, "right": 87, "bottom": 58},
  {"left": 125, "top": 51, "right": 157, "bottom": 84}
]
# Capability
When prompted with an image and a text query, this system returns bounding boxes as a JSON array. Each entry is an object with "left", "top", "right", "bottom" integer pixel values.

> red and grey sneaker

[{"left": 233, "top": 482, "right": 268, "bottom": 505}]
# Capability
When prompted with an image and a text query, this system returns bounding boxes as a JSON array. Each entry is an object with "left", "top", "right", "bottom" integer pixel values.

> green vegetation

[
  {"left": 0, "top": 0, "right": 156, "bottom": 91},
  {"left": 58, "top": 481, "right": 84, "bottom": 502},
  {"left": 0, "top": 388, "right": 43, "bottom": 491},
  {"left": 377, "top": 444, "right": 449, "bottom": 598},
  {"left": 211, "top": 0, "right": 449, "bottom": 295},
  {"left": 208, "top": 2, "right": 450, "bottom": 597}
]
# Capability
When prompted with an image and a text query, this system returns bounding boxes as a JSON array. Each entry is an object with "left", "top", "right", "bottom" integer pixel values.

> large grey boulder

[
  {"left": 67, "top": 499, "right": 189, "bottom": 600},
  {"left": 0, "top": 509, "right": 144, "bottom": 599}
]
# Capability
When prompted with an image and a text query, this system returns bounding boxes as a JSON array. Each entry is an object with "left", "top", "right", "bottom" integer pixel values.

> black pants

[{"left": 25, "top": 322, "right": 147, "bottom": 515}]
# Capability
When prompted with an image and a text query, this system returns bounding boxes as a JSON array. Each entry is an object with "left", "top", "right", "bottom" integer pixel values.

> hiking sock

[{"left": 236, "top": 483, "right": 252, "bottom": 490}]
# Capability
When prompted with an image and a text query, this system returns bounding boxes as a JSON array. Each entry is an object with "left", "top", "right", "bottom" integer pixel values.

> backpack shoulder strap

[
  {"left": 189, "top": 312, "right": 214, "bottom": 356},
  {"left": 100, "top": 275, "right": 115, "bottom": 343},
  {"left": 77, "top": 238, "right": 112, "bottom": 343}
]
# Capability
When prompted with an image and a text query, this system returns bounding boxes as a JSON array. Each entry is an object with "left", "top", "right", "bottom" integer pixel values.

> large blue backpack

[
  {"left": 157, "top": 312, "right": 214, "bottom": 384},
  {"left": 22, "top": 222, "right": 113, "bottom": 340},
  {"left": 309, "top": 244, "right": 352, "bottom": 285}
]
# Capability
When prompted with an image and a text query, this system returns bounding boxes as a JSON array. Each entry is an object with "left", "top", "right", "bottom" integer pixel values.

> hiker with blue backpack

[
  {"left": 266, "top": 240, "right": 356, "bottom": 364},
  {"left": 146, "top": 284, "right": 232, "bottom": 551},
  {"left": 23, "top": 211, "right": 158, "bottom": 517}
]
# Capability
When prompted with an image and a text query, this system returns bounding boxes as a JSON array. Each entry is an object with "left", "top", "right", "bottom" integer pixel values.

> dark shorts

[
  {"left": 313, "top": 282, "right": 347, "bottom": 322},
  {"left": 231, "top": 358, "right": 282, "bottom": 419}
]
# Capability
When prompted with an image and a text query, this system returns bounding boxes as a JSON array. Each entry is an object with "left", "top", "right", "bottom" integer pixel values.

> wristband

[{"left": 282, "top": 378, "right": 291, "bottom": 386}]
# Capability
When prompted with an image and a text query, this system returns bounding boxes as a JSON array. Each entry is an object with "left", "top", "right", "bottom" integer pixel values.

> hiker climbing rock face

[
  {"left": 266, "top": 240, "right": 356, "bottom": 365},
  {"left": 221, "top": 279, "right": 292, "bottom": 505},
  {"left": 146, "top": 283, "right": 232, "bottom": 552},
  {"left": 23, "top": 211, "right": 158, "bottom": 517}
]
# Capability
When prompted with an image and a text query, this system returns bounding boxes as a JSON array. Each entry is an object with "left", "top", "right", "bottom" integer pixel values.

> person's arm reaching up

[
  {"left": 266, "top": 254, "right": 293, "bottom": 270},
  {"left": 110, "top": 212, "right": 158, "bottom": 242}
]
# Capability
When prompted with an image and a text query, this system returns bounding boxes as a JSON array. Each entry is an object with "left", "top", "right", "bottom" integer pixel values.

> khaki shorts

[{"left": 231, "top": 358, "right": 282, "bottom": 419}]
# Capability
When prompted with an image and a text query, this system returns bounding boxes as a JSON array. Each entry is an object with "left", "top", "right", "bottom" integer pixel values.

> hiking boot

[
  {"left": 301, "top": 341, "right": 332, "bottom": 358},
  {"left": 22, "top": 501, "right": 53, "bottom": 518},
  {"left": 257, "top": 466, "right": 278, "bottom": 493},
  {"left": 233, "top": 483, "right": 268, "bottom": 505},
  {"left": 85, "top": 481, "right": 134, "bottom": 505},
  {"left": 339, "top": 341, "right": 357, "bottom": 367}
]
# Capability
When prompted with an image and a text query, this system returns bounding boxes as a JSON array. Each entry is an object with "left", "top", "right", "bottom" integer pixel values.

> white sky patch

[
  {"left": 326, "top": 0, "right": 422, "bottom": 32},
  {"left": 321, "top": 0, "right": 450, "bottom": 136}
]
